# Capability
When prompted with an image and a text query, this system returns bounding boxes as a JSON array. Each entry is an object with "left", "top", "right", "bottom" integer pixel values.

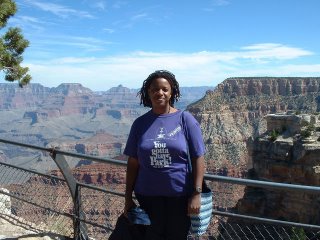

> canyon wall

[
  {"left": 236, "top": 113, "right": 320, "bottom": 225},
  {"left": 188, "top": 77, "right": 320, "bottom": 175},
  {"left": 0, "top": 83, "right": 211, "bottom": 171}
]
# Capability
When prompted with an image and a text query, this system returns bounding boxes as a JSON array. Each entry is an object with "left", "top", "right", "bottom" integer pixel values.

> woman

[{"left": 123, "top": 70, "right": 206, "bottom": 239}]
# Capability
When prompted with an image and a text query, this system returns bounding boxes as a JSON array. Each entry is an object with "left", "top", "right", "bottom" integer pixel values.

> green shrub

[
  {"left": 306, "top": 124, "right": 315, "bottom": 132},
  {"left": 269, "top": 129, "right": 279, "bottom": 141},
  {"left": 301, "top": 120, "right": 310, "bottom": 127},
  {"left": 300, "top": 129, "right": 311, "bottom": 138}
]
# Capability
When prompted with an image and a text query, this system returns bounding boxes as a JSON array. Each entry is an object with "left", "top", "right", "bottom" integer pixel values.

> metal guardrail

[{"left": 0, "top": 138, "right": 320, "bottom": 239}]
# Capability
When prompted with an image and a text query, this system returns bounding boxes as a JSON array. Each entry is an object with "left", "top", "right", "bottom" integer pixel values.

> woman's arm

[
  {"left": 124, "top": 156, "right": 139, "bottom": 215},
  {"left": 188, "top": 155, "right": 206, "bottom": 215}
]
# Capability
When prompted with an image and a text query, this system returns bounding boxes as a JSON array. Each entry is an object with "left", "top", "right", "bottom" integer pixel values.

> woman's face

[{"left": 148, "top": 77, "right": 172, "bottom": 109}]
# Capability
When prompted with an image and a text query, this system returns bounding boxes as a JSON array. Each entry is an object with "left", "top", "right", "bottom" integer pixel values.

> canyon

[
  {"left": 1, "top": 77, "right": 320, "bottom": 238},
  {"left": 2, "top": 77, "right": 320, "bottom": 189},
  {"left": 0, "top": 82, "right": 211, "bottom": 170}
]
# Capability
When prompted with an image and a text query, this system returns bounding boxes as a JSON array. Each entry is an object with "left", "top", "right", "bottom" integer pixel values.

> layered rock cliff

[
  {"left": 188, "top": 77, "right": 320, "bottom": 175},
  {"left": 0, "top": 83, "right": 211, "bottom": 171},
  {"left": 236, "top": 113, "right": 320, "bottom": 225},
  {"left": 0, "top": 83, "right": 50, "bottom": 109}
]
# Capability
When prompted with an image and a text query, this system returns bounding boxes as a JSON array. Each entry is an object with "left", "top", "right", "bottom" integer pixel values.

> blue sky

[{"left": 3, "top": 0, "right": 320, "bottom": 91}]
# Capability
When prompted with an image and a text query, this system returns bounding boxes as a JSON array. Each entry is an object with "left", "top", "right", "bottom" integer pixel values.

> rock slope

[{"left": 188, "top": 77, "right": 320, "bottom": 175}]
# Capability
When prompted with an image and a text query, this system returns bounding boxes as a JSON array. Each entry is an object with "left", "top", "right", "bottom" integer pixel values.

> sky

[{"left": 2, "top": 0, "right": 320, "bottom": 91}]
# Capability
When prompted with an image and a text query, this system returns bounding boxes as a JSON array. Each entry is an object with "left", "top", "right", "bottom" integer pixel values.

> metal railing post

[{"left": 51, "top": 150, "right": 88, "bottom": 239}]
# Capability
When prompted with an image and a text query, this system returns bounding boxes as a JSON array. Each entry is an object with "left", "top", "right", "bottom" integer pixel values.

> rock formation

[
  {"left": 188, "top": 77, "right": 320, "bottom": 175},
  {"left": 0, "top": 83, "right": 50, "bottom": 109},
  {"left": 0, "top": 83, "right": 211, "bottom": 171},
  {"left": 237, "top": 113, "right": 320, "bottom": 224},
  {"left": 0, "top": 188, "right": 11, "bottom": 215}
]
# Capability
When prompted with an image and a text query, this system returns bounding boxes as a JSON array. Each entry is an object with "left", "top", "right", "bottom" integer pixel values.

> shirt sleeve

[
  {"left": 183, "top": 111, "right": 206, "bottom": 158},
  {"left": 123, "top": 120, "right": 138, "bottom": 158}
]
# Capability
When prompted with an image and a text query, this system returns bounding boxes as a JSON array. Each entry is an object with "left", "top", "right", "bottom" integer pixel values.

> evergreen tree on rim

[{"left": 0, "top": 0, "right": 31, "bottom": 87}]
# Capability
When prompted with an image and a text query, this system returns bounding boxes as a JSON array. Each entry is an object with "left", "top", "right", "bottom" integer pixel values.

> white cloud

[
  {"left": 26, "top": 34, "right": 115, "bottom": 53},
  {"left": 112, "top": 1, "right": 128, "bottom": 9},
  {"left": 120, "top": 12, "right": 153, "bottom": 28},
  {"left": 52, "top": 57, "right": 97, "bottom": 64},
  {"left": 131, "top": 13, "right": 148, "bottom": 21},
  {"left": 25, "top": 0, "right": 94, "bottom": 18},
  {"left": 25, "top": 43, "right": 320, "bottom": 91},
  {"left": 92, "top": 1, "right": 107, "bottom": 11},
  {"left": 9, "top": 15, "right": 48, "bottom": 31},
  {"left": 13, "top": 15, "right": 42, "bottom": 24},
  {"left": 240, "top": 43, "right": 313, "bottom": 60},
  {"left": 278, "top": 64, "right": 320, "bottom": 74},
  {"left": 212, "top": 0, "right": 230, "bottom": 6},
  {"left": 203, "top": 0, "right": 230, "bottom": 11},
  {"left": 103, "top": 28, "right": 115, "bottom": 34}
]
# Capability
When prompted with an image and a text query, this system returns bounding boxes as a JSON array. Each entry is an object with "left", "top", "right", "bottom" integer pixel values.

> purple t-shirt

[{"left": 124, "top": 110, "right": 205, "bottom": 196}]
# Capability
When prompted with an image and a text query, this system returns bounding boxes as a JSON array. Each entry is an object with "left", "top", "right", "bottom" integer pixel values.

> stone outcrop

[
  {"left": 0, "top": 188, "right": 66, "bottom": 239},
  {"left": 237, "top": 113, "right": 320, "bottom": 224},
  {"left": 188, "top": 77, "right": 320, "bottom": 175},
  {"left": 219, "top": 77, "right": 320, "bottom": 96},
  {"left": 0, "top": 188, "right": 11, "bottom": 215},
  {"left": 48, "top": 132, "right": 125, "bottom": 158},
  {"left": 0, "top": 83, "right": 50, "bottom": 109}
]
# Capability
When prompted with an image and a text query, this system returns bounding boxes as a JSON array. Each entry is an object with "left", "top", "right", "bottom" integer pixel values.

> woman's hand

[
  {"left": 188, "top": 193, "right": 201, "bottom": 216},
  {"left": 124, "top": 156, "right": 139, "bottom": 217},
  {"left": 188, "top": 155, "right": 205, "bottom": 216},
  {"left": 123, "top": 196, "right": 136, "bottom": 217}
]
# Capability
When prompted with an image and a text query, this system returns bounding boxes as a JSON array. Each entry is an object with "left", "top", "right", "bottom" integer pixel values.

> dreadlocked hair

[{"left": 138, "top": 70, "right": 181, "bottom": 107}]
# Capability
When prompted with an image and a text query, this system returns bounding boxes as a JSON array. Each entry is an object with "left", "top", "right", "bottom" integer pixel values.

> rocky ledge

[{"left": 238, "top": 112, "right": 320, "bottom": 224}]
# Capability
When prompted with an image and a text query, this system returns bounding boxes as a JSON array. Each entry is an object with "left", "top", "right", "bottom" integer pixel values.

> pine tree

[{"left": 0, "top": 0, "right": 31, "bottom": 86}]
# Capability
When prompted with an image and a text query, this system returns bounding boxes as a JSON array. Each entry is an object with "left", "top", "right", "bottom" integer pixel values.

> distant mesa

[{"left": 53, "top": 83, "right": 93, "bottom": 96}]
